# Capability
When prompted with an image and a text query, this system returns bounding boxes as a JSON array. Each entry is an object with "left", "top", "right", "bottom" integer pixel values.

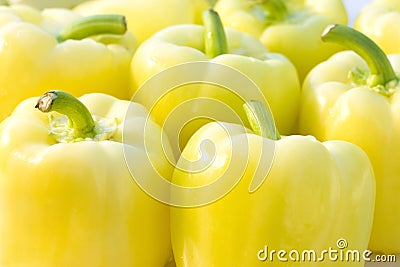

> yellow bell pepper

[
  {"left": 354, "top": 0, "right": 400, "bottom": 54},
  {"left": 131, "top": 9, "right": 300, "bottom": 157},
  {"left": 74, "top": 0, "right": 211, "bottom": 43},
  {"left": 213, "top": 0, "right": 348, "bottom": 80},
  {"left": 171, "top": 101, "right": 375, "bottom": 266},
  {"left": 299, "top": 24, "right": 400, "bottom": 254},
  {"left": 0, "top": 90, "right": 174, "bottom": 266},
  {"left": 0, "top": 6, "right": 137, "bottom": 122}
]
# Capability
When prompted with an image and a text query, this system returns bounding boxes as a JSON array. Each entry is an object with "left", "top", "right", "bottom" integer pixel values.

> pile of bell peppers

[{"left": 0, "top": 0, "right": 398, "bottom": 266}]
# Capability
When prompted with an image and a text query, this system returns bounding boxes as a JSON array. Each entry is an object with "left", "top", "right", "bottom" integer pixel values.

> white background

[{"left": 343, "top": 0, "right": 372, "bottom": 26}]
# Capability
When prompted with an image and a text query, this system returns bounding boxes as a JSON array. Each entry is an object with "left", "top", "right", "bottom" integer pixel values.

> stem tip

[{"left": 35, "top": 91, "right": 57, "bottom": 113}]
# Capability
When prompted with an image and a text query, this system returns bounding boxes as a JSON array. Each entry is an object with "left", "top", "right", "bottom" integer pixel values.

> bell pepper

[
  {"left": 0, "top": 90, "right": 174, "bottom": 266},
  {"left": 171, "top": 100, "right": 375, "bottom": 266},
  {"left": 74, "top": 0, "right": 211, "bottom": 43},
  {"left": 298, "top": 24, "right": 400, "bottom": 254},
  {"left": 354, "top": 0, "right": 400, "bottom": 55},
  {"left": 0, "top": 6, "right": 137, "bottom": 122},
  {"left": 130, "top": 9, "right": 300, "bottom": 157},
  {"left": 213, "top": 0, "right": 348, "bottom": 80}
]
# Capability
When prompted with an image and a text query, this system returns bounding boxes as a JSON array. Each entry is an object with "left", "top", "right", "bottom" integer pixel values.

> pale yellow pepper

[
  {"left": 74, "top": 0, "right": 211, "bottom": 43},
  {"left": 0, "top": 5, "right": 137, "bottom": 121},
  {"left": 354, "top": 0, "right": 400, "bottom": 54},
  {"left": 171, "top": 101, "right": 376, "bottom": 266},
  {"left": 130, "top": 9, "right": 300, "bottom": 157},
  {"left": 299, "top": 24, "right": 400, "bottom": 254},
  {"left": 0, "top": 90, "right": 175, "bottom": 266},
  {"left": 214, "top": 0, "right": 348, "bottom": 80}
]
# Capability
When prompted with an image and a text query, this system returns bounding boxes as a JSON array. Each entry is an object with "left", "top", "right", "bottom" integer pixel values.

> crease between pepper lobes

[{"left": 299, "top": 24, "right": 400, "bottom": 254}]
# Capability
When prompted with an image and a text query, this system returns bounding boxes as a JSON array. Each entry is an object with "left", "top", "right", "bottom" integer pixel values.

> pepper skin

[
  {"left": 0, "top": 5, "right": 137, "bottom": 121},
  {"left": 74, "top": 0, "right": 211, "bottom": 43},
  {"left": 299, "top": 24, "right": 400, "bottom": 254},
  {"left": 130, "top": 9, "right": 300, "bottom": 156},
  {"left": 171, "top": 101, "right": 375, "bottom": 266},
  {"left": 8, "top": 0, "right": 86, "bottom": 9},
  {"left": 0, "top": 91, "right": 174, "bottom": 266},
  {"left": 214, "top": 0, "right": 348, "bottom": 80},
  {"left": 354, "top": 0, "right": 400, "bottom": 54}
]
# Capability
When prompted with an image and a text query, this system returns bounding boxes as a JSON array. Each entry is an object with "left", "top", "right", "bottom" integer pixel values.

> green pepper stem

[
  {"left": 249, "top": 0, "right": 288, "bottom": 21},
  {"left": 57, "top": 14, "right": 127, "bottom": 42},
  {"left": 202, "top": 9, "right": 228, "bottom": 58},
  {"left": 322, "top": 24, "right": 398, "bottom": 88},
  {"left": 35, "top": 90, "right": 95, "bottom": 139},
  {"left": 243, "top": 100, "right": 281, "bottom": 140}
]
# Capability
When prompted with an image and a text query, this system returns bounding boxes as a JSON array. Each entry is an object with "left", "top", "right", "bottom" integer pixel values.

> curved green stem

[
  {"left": 322, "top": 24, "right": 398, "bottom": 88},
  {"left": 249, "top": 0, "right": 288, "bottom": 21},
  {"left": 35, "top": 90, "right": 95, "bottom": 139},
  {"left": 57, "top": 14, "right": 127, "bottom": 42},
  {"left": 202, "top": 9, "right": 228, "bottom": 58},
  {"left": 243, "top": 100, "right": 281, "bottom": 140}
]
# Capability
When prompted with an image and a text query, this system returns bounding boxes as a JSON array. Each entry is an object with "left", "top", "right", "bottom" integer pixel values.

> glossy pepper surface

[
  {"left": 171, "top": 101, "right": 375, "bottom": 266},
  {"left": 131, "top": 9, "right": 300, "bottom": 156},
  {"left": 214, "top": 0, "right": 348, "bottom": 80},
  {"left": 0, "top": 5, "right": 137, "bottom": 121},
  {"left": 299, "top": 24, "right": 400, "bottom": 254},
  {"left": 8, "top": 0, "right": 85, "bottom": 9},
  {"left": 0, "top": 91, "right": 174, "bottom": 266},
  {"left": 354, "top": 0, "right": 400, "bottom": 54},
  {"left": 74, "top": 0, "right": 211, "bottom": 43}
]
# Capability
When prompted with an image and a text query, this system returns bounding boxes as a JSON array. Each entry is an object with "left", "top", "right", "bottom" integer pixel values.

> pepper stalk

[
  {"left": 35, "top": 90, "right": 96, "bottom": 139},
  {"left": 243, "top": 100, "right": 281, "bottom": 140},
  {"left": 202, "top": 9, "right": 228, "bottom": 58},
  {"left": 322, "top": 24, "right": 398, "bottom": 91},
  {"left": 57, "top": 14, "right": 127, "bottom": 42}
]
